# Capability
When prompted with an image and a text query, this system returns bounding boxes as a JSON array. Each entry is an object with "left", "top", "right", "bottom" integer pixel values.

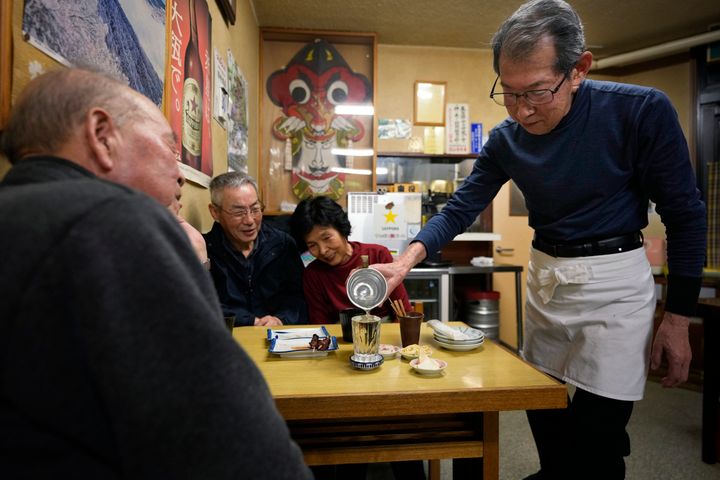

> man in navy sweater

[{"left": 374, "top": 1, "right": 706, "bottom": 479}]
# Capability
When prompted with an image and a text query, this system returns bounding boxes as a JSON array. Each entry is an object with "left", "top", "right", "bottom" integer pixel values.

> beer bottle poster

[{"left": 165, "top": 0, "right": 213, "bottom": 186}]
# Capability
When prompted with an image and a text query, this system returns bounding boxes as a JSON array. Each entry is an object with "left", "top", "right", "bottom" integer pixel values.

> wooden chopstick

[
  {"left": 389, "top": 299, "right": 400, "bottom": 317},
  {"left": 389, "top": 301, "right": 397, "bottom": 316},
  {"left": 390, "top": 299, "right": 407, "bottom": 318}
]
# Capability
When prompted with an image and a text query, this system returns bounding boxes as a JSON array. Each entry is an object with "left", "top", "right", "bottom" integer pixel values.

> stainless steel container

[
  {"left": 346, "top": 267, "right": 388, "bottom": 312},
  {"left": 464, "top": 290, "right": 500, "bottom": 340}
]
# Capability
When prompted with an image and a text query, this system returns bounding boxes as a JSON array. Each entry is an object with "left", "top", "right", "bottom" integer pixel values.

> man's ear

[
  {"left": 85, "top": 107, "right": 117, "bottom": 172},
  {"left": 209, "top": 203, "right": 221, "bottom": 222},
  {"left": 572, "top": 51, "right": 593, "bottom": 89}
]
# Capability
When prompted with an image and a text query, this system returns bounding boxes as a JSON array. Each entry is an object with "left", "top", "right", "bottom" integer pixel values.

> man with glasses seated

[
  {"left": 372, "top": 1, "right": 706, "bottom": 479},
  {"left": 204, "top": 172, "right": 307, "bottom": 326}
]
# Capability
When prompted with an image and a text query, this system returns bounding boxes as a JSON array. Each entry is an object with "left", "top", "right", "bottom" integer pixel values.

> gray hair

[
  {"left": 209, "top": 171, "right": 260, "bottom": 207},
  {"left": 0, "top": 67, "right": 146, "bottom": 164},
  {"left": 491, "top": 0, "right": 585, "bottom": 75}
]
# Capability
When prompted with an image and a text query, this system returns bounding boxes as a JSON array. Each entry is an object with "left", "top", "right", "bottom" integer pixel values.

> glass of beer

[{"left": 351, "top": 314, "right": 382, "bottom": 362}]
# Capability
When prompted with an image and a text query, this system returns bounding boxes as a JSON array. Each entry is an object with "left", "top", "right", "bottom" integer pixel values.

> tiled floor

[{"left": 366, "top": 380, "right": 720, "bottom": 479}]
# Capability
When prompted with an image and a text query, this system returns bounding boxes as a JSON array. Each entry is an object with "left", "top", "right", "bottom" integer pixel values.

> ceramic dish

[
  {"left": 435, "top": 337, "right": 484, "bottom": 351},
  {"left": 379, "top": 344, "right": 401, "bottom": 359},
  {"left": 268, "top": 335, "right": 338, "bottom": 358},
  {"left": 400, "top": 344, "right": 433, "bottom": 360},
  {"left": 350, "top": 354, "right": 384, "bottom": 370},
  {"left": 427, "top": 320, "right": 485, "bottom": 341},
  {"left": 433, "top": 333, "right": 485, "bottom": 344},
  {"left": 266, "top": 326, "right": 330, "bottom": 341},
  {"left": 410, "top": 357, "right": 447, "bottom": 375}
]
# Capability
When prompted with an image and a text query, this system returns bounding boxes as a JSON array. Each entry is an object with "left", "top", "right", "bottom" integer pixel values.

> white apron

[{"left": 523, "top": 246, "right": 655, "bottom": 401}]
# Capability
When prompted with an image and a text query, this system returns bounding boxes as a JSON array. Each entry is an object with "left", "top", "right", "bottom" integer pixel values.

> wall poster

[
  {"left": 165, "top": 0, "right": 213, "bottom": 186},
  {"left": 227, "top": 50, "right": 248, "bottom": 174},
  {"left": 260, "top": 29, "right": 376, "bottom": 213},
  {"left": 21, "top": 0, "right": 166, "bottom": 106}
]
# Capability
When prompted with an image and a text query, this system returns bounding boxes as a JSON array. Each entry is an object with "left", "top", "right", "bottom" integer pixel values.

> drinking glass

[
  {"left": 399, "top": 311, "right": 424, "bottom": 347},
  {"left": 351, "top": 314, "right": 381, "bottom": 362}
]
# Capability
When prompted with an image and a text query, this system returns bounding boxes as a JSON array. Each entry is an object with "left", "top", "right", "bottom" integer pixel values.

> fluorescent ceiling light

[
  {"left": 331, "top": 148, "right": 374, "bottom": 157},
  {"left": 334, "top": 104, "right": 375, "bottom": 116},
  {"left": 331, "top": 167, "right": 373, "bottom": 175},
  {"left": 375, "top": 167, "right": 388, "bottom": 175}
]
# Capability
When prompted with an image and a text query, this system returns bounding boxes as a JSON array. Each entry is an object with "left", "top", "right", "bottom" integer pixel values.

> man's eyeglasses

[
  {"left": 214, "top": 203, "right": 264, "bottom": 219},
  {"left": 489, "top": 72, "right": 569, "bottom": 107}
]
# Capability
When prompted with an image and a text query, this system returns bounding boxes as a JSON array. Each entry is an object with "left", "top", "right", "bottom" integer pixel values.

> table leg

[
  {"left": 703, "top": 314, "right": 719, "bottom": 464},
  {"left": 514, "top": 271, "right": 523, "bottom": 354},
  {"left": 428, "top": 459, "right": 441, "bottom": 480},
  {"left": 483, "top": 411, "right": 499, "bottom": 479}
]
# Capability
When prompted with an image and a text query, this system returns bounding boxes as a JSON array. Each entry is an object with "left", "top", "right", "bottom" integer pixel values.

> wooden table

[
  {"left": 696, "top": 298, "right": 720, "bottom": 464},
  {"left": 234, "top": 323, "right": 566, "bottom": 479}
]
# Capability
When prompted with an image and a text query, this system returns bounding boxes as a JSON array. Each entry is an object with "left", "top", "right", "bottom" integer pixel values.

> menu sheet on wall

[{"left": 446, "top": 103, "right": 470, "bottom": 154}]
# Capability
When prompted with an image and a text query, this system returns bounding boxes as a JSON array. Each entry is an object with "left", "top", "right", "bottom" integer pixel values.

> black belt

[{"left": 532, "top": 232, "right": 644, "bottom": 258}]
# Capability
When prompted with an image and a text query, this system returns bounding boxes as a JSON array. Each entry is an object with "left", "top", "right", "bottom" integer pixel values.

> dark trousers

[{"left": 526, "top": 387, "right": 634, "bottom": 480}]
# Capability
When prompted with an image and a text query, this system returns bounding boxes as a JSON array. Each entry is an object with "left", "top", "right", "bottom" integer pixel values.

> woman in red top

[
  {"left": 290, "top": 197, "right": 423, "bottom": 479},
  {"left": 289, "top": 196, "right": 412, "bottom": 325}
]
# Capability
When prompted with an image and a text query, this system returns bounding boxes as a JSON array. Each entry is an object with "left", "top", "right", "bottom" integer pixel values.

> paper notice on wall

[
  {"left": 373, "top": 198, "right": 408, "bottom": 240},
  {"left": 378, "top": 118, "right": 412, "bottom": 139},
  {"left": 423, "top": 127, "right": 445, "bottom": 154},
  {"left": 471, "top": 123, "right": 483, "bottom": 153},
  {"left": 213, "top": 47, "right": 228, "bottom": 127},
  {"left": 446, "top": 103, "right": 470, "bottom": 154}
]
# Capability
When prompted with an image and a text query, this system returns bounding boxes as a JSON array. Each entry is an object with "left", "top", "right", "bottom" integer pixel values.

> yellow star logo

[{"left": 384, "top": 210, "right": 397, "bottom": 223}]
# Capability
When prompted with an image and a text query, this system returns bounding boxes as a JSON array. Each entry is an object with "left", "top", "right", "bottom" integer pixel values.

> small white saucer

[
  {"left": 410, "top": 358, "right": 447, "bottom": 375},
  {"left": 379, "top": 344, "right": 401, "bottom": 359}
]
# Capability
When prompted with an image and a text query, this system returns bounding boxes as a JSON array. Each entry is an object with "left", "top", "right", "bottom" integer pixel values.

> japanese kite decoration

[{"left": 267, "top": 39, "right": 372, "bottom": 200}]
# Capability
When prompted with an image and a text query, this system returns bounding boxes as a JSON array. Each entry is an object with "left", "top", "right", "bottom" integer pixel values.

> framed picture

[
  {"left": 0, "top": 0, "right": 11, "bottom": 130},
  {"left": 259, "top": 28, "right": 377, "bottom": 213},
  {"left": 216, "top": 0, "right": 236, "bottom": 25},
  {"left": 414, "top": 81, "right": 446, "bottom": 126}
]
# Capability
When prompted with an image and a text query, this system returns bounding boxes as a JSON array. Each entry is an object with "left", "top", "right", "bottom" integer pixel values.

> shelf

[
  {"left": 378, "top": 151, "right": 477, "bottom": 157},
  {"left": 377, "top": 152, "right": 477, "bottom": 163}
]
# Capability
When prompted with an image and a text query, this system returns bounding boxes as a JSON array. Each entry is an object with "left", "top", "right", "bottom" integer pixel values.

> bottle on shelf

[{"left": 182, "top": 0, "right": 203, "bottom": 170}]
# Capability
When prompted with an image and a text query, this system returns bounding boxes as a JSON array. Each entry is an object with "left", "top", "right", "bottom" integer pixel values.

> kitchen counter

[{"left": 407, "top": 263, "right": 524, "bottom": 352}]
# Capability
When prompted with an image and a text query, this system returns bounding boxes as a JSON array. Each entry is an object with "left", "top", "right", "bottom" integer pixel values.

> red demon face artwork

[{"left": 267, "top": 39, "right": 371, "bottom": 200}]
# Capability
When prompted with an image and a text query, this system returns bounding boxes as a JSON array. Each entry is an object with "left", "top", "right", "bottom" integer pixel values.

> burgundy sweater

[{"left": 303, "top": 242, "right": 412, "bottom": 325}]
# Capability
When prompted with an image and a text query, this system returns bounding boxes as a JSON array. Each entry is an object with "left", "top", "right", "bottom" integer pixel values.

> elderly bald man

[{"left": 0, "top": 68, "right": 311, "bottom": 479}]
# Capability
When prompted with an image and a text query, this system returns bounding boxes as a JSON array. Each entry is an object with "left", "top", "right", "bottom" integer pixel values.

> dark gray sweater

[{"left": 0, "top": 156, "right": 312, "bottom": 479}]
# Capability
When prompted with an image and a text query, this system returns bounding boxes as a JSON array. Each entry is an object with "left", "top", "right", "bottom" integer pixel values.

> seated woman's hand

[{"left": 254, "top": 315, "right": 283, "bottom": 326}]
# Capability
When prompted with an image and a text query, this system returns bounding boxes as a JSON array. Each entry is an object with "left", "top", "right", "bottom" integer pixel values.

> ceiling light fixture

[
  {"left": 592, "top": 30, "right": 720, "bottom": 70},
  {"left": 334, "top": 105, "right": 375, "bottom": 115},
  {"left": 331, "top": 148, "right": 375, "bottom": 157},
  {"left": 331, "top": 167, "right": 373, "bottom": 175}
]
